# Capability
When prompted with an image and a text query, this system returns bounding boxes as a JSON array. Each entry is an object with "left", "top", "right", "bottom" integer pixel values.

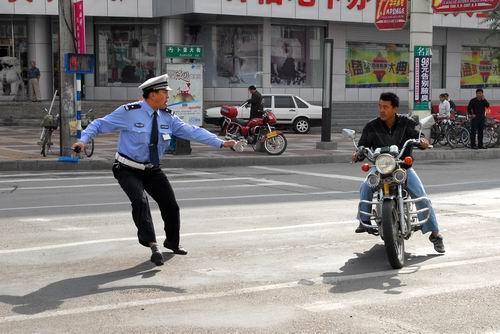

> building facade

[{"left": 0, "top": 0, "right": 499, "bottom": 105}]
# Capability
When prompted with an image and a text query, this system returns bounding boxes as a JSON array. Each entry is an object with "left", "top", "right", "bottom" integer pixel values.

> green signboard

[
  {"left": 166, "top": 45, "right": 203, "bottom": 59},
  {"left": 414, "top": 45, "right": 432, "bottom": 111}
]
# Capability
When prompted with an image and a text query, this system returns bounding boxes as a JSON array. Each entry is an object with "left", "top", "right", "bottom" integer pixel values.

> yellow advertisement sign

[
  {"left": 461, "top": 47, "right": 500, "bottom": 88},
  {"left": 346, "top": 43, "right": 409, "bottom": 88}
]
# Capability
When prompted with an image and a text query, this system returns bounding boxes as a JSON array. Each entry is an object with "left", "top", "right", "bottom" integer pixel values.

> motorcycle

[
  {"left": 343, "top": 115, "right": 435, "bottom": 269},
  {"left": 220, "top": 105, "right": 287, "bottom": 155}
]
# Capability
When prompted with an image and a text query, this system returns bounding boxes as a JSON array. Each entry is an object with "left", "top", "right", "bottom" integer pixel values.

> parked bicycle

[{"left": 39, "top": 107, "right": 59, "bottom": 157}]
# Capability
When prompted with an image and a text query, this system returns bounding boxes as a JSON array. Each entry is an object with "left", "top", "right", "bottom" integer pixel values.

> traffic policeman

[{"left": 72, "top": 74, "right": 237, "bottom": 266}]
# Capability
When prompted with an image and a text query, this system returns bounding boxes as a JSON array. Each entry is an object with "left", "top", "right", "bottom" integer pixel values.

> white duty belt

[{"left": 115, "top": 153, "right": 155, "bottom": 170}]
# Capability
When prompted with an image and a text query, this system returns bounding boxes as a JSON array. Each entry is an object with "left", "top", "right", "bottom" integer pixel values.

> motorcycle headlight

[
  {"left": 366, "top": 174, "right": 380, "bottom": 188},
  {"left": 375, "top": 154, "right": 397, "bottom": 174},
  {"left": 393, "top": 169, "right": 407, "bottom": 184}
]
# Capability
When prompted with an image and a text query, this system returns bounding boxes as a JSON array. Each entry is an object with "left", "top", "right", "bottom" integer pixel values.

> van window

[
  {"left": 294, "top": 97, "right": 308, "bottom": 109},
  {"left": 274, "top": 96, "right": 296, "bottom": 108},
  {"left": 263, "top": 96, "right": 271, "bottom": 108}
]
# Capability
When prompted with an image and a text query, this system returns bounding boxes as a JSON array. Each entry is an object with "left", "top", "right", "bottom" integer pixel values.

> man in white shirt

[{"left": 438, "top": 93, "right": 451, "bottom": 119}]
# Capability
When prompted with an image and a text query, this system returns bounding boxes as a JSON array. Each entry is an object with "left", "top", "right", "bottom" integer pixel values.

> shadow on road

[
  {"left": 321, "top": 244, "right": 442, "bottom": 295},
  {"left": 0, "top": 256, "right": 185, "bottom": 315}
]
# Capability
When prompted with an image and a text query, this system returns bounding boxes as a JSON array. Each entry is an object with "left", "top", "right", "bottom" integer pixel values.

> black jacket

[
  {"left": 247, "top": 91, "right": 263, "bottom": 117},
  {"left": 467, "top": 97, "right": 490, "bottom": 120},
  {"left": 358, "top": 115, "right": 420, "bottom": 159}
]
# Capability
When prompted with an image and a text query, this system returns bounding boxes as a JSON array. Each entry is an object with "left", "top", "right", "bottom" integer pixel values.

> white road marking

[
  {"left": 301, "top": 279, "right": 500, "bottom": 313},
  {"left": 0, "top": 220, "right": 355, "bottom": 254},
  {"left": 251, "top": 166, "right": 365, "bottom": 181},
  {"left": 0, "top": 177, "right": 316, "bottom": 191},
  {"left": 0, "top": 170, "right": 213, "bottom": 180},
  {"left": 0, "top": 190, "right": 356, "bottom": 212},
  {"left": 1, "top": 254, "right": 500, "bottom": 324}
]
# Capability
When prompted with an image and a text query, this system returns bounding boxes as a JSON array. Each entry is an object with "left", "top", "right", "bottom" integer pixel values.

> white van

[{"left": 204, "top": 94, "right": 322, "bottom": 134}]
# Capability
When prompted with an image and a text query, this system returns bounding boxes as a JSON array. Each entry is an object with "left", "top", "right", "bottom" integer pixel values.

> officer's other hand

[
  {"left": 351, "top": 151, "right": 358, "bottom": 162},
  {"left": 223, "top": 140, "right": 237, "bottom": 148},
  {"left": 419, "top": 137, "right": 430, "bottom": 149},
  {"left": 71, "top": 141, "right": 85, "bottom": 153}
]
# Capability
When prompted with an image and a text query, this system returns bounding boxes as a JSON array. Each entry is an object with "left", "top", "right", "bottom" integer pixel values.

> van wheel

[{"left": 293, "top": 117, "right": 310, "bottom": 134}]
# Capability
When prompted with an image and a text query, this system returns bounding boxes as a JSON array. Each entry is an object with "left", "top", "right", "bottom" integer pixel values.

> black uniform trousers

[
  {"left": 470, "top": 117, "right": 485, "bottom": 148},
  {"left": 112, "top": 162, "right": 180, "bottom": 248}
]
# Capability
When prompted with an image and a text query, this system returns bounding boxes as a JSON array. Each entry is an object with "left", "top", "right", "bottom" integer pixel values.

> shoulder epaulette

[
  {"left": 123, "top": 103, "right": 142, "bottom": 111},
  {"left": 160, "top": 108, "right": 174, "bottom": 114}
]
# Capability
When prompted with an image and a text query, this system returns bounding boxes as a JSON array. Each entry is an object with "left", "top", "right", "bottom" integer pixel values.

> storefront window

[
  {"left": 96, "top": 24, "right": 160, "bottom": 86},
  {"left": 346, "top": 42, "right": 409, "bottom": 88},
  {"left": 185, "top": 25, "right": 262, "bottom": 88},
  {"left": 271, "top": 25, "right": 323, "bottom": 87},
  {"left": 461, "top": 46, "right": 500, "bottom": 88},
  {"left": 432, "top": 46, "right": 444, "bottom": 89}
]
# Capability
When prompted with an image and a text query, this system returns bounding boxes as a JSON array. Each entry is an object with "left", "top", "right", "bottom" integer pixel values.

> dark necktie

[{"left": 149, "top": 111, "right": 159, "bottom": 166}]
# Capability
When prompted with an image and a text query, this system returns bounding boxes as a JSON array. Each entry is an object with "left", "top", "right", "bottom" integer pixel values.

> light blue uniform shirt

[{"left": 80, "top": 100, "right": 224, "bottom": 163}]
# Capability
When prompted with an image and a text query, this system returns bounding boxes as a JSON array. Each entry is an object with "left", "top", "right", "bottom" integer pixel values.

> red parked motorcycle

[{"left": 220, "top": 105, "right": 287, "bottom": 155}]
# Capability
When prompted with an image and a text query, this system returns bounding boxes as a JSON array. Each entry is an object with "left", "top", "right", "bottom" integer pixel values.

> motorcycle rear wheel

[
  {"left": 382, "top": 199, "right": 405, "bottom": 269},
  {"left": 263, "top": 134, "right": 287, "bottom": 155}
]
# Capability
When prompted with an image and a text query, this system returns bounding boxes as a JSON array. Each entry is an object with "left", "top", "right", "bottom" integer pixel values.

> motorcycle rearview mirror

[{"left": 342, "top": 128, "right": 356, "bottom": 139}]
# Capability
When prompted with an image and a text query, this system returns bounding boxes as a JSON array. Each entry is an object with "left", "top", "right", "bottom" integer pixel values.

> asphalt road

[{"left": 0, "top": 160, "right": 499, "bottom": 333}]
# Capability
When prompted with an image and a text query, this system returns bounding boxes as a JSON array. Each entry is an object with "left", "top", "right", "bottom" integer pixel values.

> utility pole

[
  {"left": 409, "top": 0, "right": 433, "bottom": 123},
  {"left": 58, "top": 0, "right": 75, "bottom": 156}
]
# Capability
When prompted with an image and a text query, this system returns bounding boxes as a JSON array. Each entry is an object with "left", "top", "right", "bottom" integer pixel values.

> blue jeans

[{"left": 358, "top": 167, "right": 439, "bottom": 234}]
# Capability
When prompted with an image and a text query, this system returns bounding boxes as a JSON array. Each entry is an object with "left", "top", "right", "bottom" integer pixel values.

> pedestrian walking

[
  {"left": 72, "top": 74, "right": 238, "bottom": 266},
  {"left": 246, "top": 85, "right": 263, "bottom": 119},
  {"left": 27, "top": 60, "right": 41, "bottom": 102},
  {"left": 468, "top": 88, "right": 490, "bottom": 149}
]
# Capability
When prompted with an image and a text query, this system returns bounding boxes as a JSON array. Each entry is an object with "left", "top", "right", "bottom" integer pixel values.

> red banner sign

[
  {"left": 375, "top": 0, "right": 408, "bottom": 31},
  {"left": 432, "top": 0, "right": 499, "bottom": 13},
  {"left": 73, "top": 0, "right": 85, "bottom": 53}
]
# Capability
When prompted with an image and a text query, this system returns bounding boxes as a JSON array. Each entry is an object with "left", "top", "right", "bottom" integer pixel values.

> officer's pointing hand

[
  {"left": 71, "top": 141, "right": 85, "bottom": 153},
  {"left": 223, "top": 140, "right": 237, "bottom": 148}
]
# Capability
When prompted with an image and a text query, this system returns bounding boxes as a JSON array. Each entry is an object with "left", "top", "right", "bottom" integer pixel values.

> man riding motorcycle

[{"left": 352, "top": 92, "right": 445, "bottom": 253}]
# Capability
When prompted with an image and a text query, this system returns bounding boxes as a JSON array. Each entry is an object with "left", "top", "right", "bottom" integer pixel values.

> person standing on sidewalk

[
  {"left": 27, "top": 60, "right": 41, "bottom": 102},
  {"left": 467, "top": 88, "right": 490, "bottom": 149},
  {"left": 72, "top": 74, "right": 237, "bottom": 266},
  {"left": 246, "top": 85, "right": 263, "bottom": 119}
]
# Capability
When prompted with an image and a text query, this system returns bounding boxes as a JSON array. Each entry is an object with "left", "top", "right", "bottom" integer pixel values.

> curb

[{"left": 1, "top": 148, "right": 499, "bottom": 171}]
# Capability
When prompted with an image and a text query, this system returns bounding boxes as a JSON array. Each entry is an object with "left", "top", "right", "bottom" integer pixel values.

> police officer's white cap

[{"left": 138, "top": 74, "right": 172, "bottom": 92}]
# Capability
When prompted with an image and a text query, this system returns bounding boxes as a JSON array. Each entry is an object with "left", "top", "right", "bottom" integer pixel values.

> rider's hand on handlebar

[
  {"left": 419, "top": 137, "right": 430, "bottom": 149},
  {"left": 351, "top": 151, "right": 358, "bottom": 162}
]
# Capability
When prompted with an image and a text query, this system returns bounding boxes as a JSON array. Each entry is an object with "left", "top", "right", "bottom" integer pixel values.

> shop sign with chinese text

[
  {"left": 375, "top": 0, "right": 408, "bottom": 30},
  {"left": 166, "top": 45, "right": 203, "bottom": 59},
  {"left": 414, "top": 46, "right": 432, "bottom": 111},
  {"left": 432, "top": 0, "right": 499, "bottom": 13}
]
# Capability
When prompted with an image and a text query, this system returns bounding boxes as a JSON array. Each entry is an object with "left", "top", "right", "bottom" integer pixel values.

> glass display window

[
  {"left": 271, "top": 25, "right": 324, "bottom": 87},
  {"left": 96, "top": 23, "right": 160, "bottom": 86}
]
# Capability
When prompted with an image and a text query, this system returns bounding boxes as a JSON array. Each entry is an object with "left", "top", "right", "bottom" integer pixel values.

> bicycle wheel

[
  {"left": 430, "top": 124, "right": 440, "bottom": 145},
  {"left": 438, "top": 124, "right": 449, "bottom": 146},
  {"left": 84, "top": 139, "right": 94, "bottom": 157}
]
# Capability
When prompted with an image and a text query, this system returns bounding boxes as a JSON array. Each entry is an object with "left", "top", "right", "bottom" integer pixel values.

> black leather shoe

[
  {"left": 150, "top": 250, "right": 164, "bottom": 266},
  {"left": 479, "top": 146, "right": 487, "bottom": 149},
  {"left": 164, "top": 241, "right": 188, "bottom": 255}
]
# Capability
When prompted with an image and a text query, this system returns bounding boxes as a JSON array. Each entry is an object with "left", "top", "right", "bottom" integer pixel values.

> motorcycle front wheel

[
  {"left": 263, "top": 133, "right": 287, "bottom": 155},
  {"left": 382, "top": 199, "right": 405, "bottom": 269}
]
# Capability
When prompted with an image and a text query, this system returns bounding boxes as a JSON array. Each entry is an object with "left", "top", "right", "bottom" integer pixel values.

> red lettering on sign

[
  {"left": 347, "top": 0, "right": 369, "bottom": 10},
  {"left": 266, "top": 0, "right": 283, "bottom": 4},
  {"left": 299, "top": 0, "right": 316, "bottom": 6}
]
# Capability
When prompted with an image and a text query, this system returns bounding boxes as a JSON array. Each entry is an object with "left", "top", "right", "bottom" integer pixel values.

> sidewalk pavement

[{"left": 0, "top": 126, "right": 499, "bottom": 171}]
